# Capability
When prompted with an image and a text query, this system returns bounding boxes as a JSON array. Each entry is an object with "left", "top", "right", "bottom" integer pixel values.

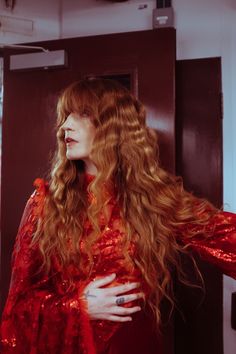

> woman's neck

[{"left": 84, "top": 159, "right": 97, "bottom": 176}]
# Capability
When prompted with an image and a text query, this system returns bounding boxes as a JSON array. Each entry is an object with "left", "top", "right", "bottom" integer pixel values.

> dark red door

[{"left": 175, "top": 57, "right": 223, "bottom": 354}]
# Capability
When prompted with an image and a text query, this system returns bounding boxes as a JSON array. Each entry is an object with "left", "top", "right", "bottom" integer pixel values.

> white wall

[
  {"left": 0, "top": 0, "right": 156, "bottom": 44},
  {"left": 0, "top": 0, "right": 61, "bottom": 44},
  {"left": 61, "top": 0, "right": 155, "bottom": 38},
  {"left": 0, "top": 0, "right": 235, "bottom": 352}
]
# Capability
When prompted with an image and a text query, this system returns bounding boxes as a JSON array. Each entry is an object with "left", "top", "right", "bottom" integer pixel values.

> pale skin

[{"left": 61, "top": 112, "right": 144, "bottom": 322}]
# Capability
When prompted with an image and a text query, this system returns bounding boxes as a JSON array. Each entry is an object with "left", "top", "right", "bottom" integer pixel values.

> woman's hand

[{"left": 82, "top": 273, "right": 144, "bottom": 322}]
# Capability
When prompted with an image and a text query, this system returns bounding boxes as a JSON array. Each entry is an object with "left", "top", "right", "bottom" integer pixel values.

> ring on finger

[{"left": 116, "top": 297, "right": 125, "bottom": 306}]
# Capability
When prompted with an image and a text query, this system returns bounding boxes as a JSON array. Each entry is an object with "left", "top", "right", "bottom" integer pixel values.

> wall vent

[{"left": 0, "top": 15, "right": 33, "bottom": 36}]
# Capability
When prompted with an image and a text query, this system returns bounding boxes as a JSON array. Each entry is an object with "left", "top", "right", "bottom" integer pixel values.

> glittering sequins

[{"left": 1, "top": 176, "right": 236, "bottom": 354}]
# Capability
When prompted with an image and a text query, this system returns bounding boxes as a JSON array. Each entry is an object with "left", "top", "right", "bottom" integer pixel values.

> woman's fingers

[
  {"left": 105, "top": 315, "right": 133, "bottom": 322},
  {"left": 113, "top": 292, "right": 144, "bottom": 305},
  {"left": 89, "top": 273, "right": 116, "bottom": 289},
  {"left": 110, "top": 306, "right": 141, "bottom": 315},
  {"left": 106, "top": 282, "right": 140, "bottom": 296},
  {"left": 85, "top": 276, "right": 145, "bottom": 322}
]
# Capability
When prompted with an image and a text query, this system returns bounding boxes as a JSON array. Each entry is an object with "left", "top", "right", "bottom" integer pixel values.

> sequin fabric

[
  {"left": 1, "top": 175, "right": 236, "bottom": 354},
  {"left": 178, "top": 210, "right": 236, "bottom": 279}
]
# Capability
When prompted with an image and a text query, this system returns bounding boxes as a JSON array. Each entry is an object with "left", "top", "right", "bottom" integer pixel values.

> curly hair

[{"left": 32, "top": 78, "right": 217, "bottom": 325}]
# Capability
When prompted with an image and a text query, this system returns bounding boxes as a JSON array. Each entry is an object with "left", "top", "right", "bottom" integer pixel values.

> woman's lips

[{"left": 65, "top": 137, "right": 78, "bottom": 144}]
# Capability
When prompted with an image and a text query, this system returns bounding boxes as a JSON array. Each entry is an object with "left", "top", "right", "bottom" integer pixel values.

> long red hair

[{"left": 32, "top": 78, "right": 217, "bottom": 325}]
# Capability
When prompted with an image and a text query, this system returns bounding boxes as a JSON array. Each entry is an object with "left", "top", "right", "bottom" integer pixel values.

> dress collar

[
  {"left": 84, "top": 173, "right": 116, "bottom": 204},
  {"left": 84, "top": 172, "right": 96, "bottom": 185}
]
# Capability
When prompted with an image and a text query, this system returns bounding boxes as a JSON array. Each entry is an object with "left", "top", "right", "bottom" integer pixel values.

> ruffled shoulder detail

[
  {"left": 12, "top": 179, "right": 49, "bottom": 257},
  {"left": 33, "top": 178, "right": 49, "bottom": 194},
  {"left": 30, "top": 178, "right": 49, "bottom": 221}
]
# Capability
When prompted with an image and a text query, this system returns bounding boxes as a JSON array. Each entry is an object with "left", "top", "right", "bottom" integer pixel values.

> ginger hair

[{"left": 32, "top": 78, "right": 217, "bottom": 325}]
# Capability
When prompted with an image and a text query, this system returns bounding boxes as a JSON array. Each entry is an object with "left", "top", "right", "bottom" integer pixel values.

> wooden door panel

[
  {"left": 176, "top": 57, "right": 222, "bottom": 207},
  {"left": 176, "top": 57, "right": 223, "bottom": 354}
]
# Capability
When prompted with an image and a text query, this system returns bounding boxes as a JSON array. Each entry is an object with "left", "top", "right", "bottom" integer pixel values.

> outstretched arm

[{"left": 178, "top": 209, "right": 236, "bottom": 279}]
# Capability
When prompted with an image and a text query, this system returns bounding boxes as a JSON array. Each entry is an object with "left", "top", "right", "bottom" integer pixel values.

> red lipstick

[{"left": 65, "top": 137, "right": 77, "bottom": 143}]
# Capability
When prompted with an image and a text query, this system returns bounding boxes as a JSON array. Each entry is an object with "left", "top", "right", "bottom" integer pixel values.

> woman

[{"left": 0, "top": 78, "right": 236, "bottom": 354}]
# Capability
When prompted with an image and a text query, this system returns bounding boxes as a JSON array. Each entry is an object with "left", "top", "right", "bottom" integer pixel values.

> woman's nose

[{"left": 61, "top": 115, "right": 74, "bottom": 131}]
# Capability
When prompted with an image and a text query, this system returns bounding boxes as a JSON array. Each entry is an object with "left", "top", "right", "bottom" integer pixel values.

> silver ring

[{"left": 116, "top": 297, "right": 125, "bottom": 306}]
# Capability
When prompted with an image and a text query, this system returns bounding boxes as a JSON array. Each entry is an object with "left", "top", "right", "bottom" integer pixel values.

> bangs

[{"left": 57, "top": 81, "right": 99, "bottom": 127}]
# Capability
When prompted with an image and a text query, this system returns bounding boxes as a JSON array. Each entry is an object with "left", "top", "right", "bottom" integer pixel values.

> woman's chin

[
  {"left": 66, "top": 154, "right": 78, "bottom": 160},
  {"left": 66, "top": 153, "right": 85, "bottom": 161}
]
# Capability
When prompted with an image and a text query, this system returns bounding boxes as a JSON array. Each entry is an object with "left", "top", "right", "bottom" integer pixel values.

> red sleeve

[
  {"left": 0, "top": 179, "right": 95, "bottom": 354},
  {"left": 178, "top": 210, "right": 236, "bottom": 280}
]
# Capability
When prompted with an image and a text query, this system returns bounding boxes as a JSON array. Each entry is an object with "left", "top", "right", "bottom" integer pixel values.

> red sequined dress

[{"left": 0, "top": 175, "right": 236, "bottom": 354}]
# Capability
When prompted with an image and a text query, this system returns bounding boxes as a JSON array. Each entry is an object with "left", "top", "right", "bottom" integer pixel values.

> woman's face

[{"left": 61, "top": 112, "right": 96, "bottom": 161}]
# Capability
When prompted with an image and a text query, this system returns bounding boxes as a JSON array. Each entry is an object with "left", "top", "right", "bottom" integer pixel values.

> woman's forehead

[{"left": 60, "top": 90, "right": 97, "bottom": 115}]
